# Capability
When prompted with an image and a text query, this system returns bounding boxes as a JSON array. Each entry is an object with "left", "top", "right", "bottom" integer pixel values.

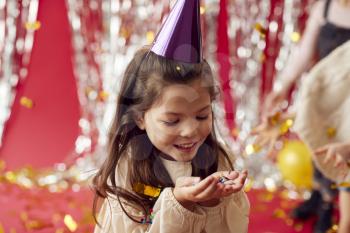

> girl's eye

[
  {"left": 162, "top": 120, "right": 179, "bottom": 126},
  {"left": 196, "top": 115, "right": 209, "bottom": 121}
]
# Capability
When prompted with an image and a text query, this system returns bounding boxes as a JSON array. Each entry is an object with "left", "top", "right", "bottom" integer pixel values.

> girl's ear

[{"left": 134, "top": 116, "right": 145, "bottom": 130}]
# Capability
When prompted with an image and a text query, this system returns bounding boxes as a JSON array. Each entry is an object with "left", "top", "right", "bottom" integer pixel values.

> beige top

[
  {"left": 94, "top": 152, "right": 250, "bottom": 233},
  {"left": 293, "top": 40, "right": 350, "bottom": 182}
]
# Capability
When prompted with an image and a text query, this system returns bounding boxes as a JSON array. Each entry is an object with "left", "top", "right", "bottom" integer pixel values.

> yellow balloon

[{"left": 277, "top": 140, "right": 313, "bottom": 189}]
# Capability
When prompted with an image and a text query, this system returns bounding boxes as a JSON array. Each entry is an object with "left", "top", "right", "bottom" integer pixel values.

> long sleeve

[
  {"left": 95, "top": 147, "right": 250, "bottom": 233},
  {"left": 94, "top": 188, "right": 207, "bottom": 233},
  {"left": 198, "top": 190, "right": 250, "bottom": 233},
  {"left": 276, "top": 0, "right": 324, "bottom": 90}
]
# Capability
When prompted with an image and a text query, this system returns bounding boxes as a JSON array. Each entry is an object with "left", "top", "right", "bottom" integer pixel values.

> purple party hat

[{"left": 151, "top": 0, "right": 202, "bottom": 63}]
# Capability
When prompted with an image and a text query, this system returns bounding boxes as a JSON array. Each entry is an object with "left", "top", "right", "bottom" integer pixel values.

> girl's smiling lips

[{"left": 174, "top": 142, "right": 198, "bottom": 152}]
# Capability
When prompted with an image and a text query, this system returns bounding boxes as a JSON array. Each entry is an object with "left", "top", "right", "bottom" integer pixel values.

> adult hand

[
  {"left": 251, "top": 120, "right": 281, "bottom": 160},
  {"left": 252, "top": 112, "right": 295, "bottom": 160},
  {"left": 314, "top": 142, "right": 350, "bottom": 167},
  {"left": 262, "top": 89, "right": 287, "bottom": 119}
]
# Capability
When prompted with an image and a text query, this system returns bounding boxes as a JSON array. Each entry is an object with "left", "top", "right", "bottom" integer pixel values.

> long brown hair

[{"left": 92, "top": 47, "right": 233, "bottom": 224}]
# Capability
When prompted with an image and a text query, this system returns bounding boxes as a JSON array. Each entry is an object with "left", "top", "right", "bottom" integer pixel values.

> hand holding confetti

[
  {"left": 252, "top": 112, "right": 295, "bottom": 160},
  {"left": 173, "top": 170, "right": 248, "bottom": 208}
]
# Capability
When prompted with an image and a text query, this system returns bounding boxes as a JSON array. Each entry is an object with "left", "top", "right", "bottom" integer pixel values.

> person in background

[{"left": 262, "top": 0, "right": 350, "bottom": 232}]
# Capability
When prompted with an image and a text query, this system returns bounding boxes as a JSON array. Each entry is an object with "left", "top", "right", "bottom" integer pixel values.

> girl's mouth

[{"left": 174, "top": 142, "right": 198, "bottom": 152}]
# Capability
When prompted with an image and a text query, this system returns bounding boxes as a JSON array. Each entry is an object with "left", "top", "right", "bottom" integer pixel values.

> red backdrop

[{"left": 0, "top": 0, "right": 80, "bottom": 170}]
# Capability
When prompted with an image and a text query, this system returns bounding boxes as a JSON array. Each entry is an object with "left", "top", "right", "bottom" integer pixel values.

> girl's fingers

[
  {"left": 225, "top": 171, "right": 239, "bottom": 180},
  {"left": 191, "top": 176, "right": 216, "bottom": 196},
  {"left": 220, "top": 171, "right": 248, "bottom": 194},
  {"left": 194, "top": 179, "right": 218, "bottom": 200},
  {"left": 176, "top": 176, "right": 201, "bottom": 187},
  {"left": 222, "top": 181, "right": 244, "bottom": 194},
  {"left": 212, "top": 183, "right": 225, "bottom": 198}
]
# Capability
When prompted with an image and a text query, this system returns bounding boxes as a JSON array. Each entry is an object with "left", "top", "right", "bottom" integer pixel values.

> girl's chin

[
  {"left": 159, "top": 146, "right": 199, "bottom": 162},
  {"left": 173, "top": 151, "right": 197, "bottom": 162}
]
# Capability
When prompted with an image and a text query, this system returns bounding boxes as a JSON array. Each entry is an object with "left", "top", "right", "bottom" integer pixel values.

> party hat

[{"left": 151, "top": 0, "right": 202, "bottom": 63}]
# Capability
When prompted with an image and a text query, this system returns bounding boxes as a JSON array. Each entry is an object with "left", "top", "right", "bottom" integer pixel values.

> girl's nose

[{"left": 179, "top": 119, "right": 198, "bottom": 138}]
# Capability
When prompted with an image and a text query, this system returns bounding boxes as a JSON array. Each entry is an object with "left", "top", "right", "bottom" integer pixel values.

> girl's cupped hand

[{"left": 173, "top": 170, "right": 248, "bottom": 208}]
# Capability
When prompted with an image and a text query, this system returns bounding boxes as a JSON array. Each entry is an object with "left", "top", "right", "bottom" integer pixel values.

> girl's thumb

[{"left": 176, "top": 177, "right": 201, "bottom": 187}]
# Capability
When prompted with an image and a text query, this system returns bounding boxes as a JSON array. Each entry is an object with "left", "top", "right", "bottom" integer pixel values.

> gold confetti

[
  {"left": 245, "top": 144, "right": 261, "bottom": 156},
  {"left": 144, "top": 185, "right": 161, "bottom": 197},
  {"left": 99, "top": 91, "right": 109, "bottom": 101},
  {"left": 231, "top": 128, "right": 240, "bottom": 137},
  {"left": 259, "top": 53, "right": 266, "bottom": 62},
  {"left": 200, "top": 6, "right": 206, "bottom": 15},
  {"left": 279, "top": 119, "right": 293, "bottom": 135},
  {"left": 254, "top": 23, "right": 268, "bottom": 37},
  {"left": 120, "top": 27, "right": 131, "bottom": 39},
  {"left": 331, "top": 182, "right": 350, "bottom": 189},
  {"left": 80, "top": 210, "right": 95, "bottom": 225},
  {"left": 5, "top": 171, "right": 17, "bottom": 183},
  {"left": 258, "top": 192, "right": 274, "bottom": 202},
  {"left": 327, "top": 224, "right": 338, "bottom": 233},
  {"left": 146, "top": 31, "right": 155, "bottom": 44},
  {"left": 273, "top": 208, "right": 286, "bottom": 219},
  {"left": 20, "top": 211, "right": 29, "bottom": 222},
  {"left": 0, "top": 160, "right": 5, "bottom": 171},
  {"left": 176, "top": 65, "right": 181, "bottom": 71},
  {"left": 268, "top": 112, "right": 281, "bottom": 126},
  {"left": 133, "top": 183, "right": 161, "bottom": 198},
  {"left": 25, "top": 21, "right": 41, "bottom": 30},
  {"left": 326, "top": 127, "right": 337, "bottom": 138},
  {"left": 290, "top": 32, "right": 301, "bottom": 42},
  {"left": 25, "top": 220, "right": 44, "bottom": 230},
  {"left": 285, "top": 218, "right": 294, "bottom": 226},
  {"left": 64, "top": 214, "right": 78, "bottom": 232},
  {"left": 20, "top": 97, "right": 34, "bottom": 109},
  {"left": 0, "top": 223, "right": 4, "bottom": 233},
  {"left": 56, "top": 228, "right": 65, "bottom": 233},
  {"left": 244, "top": 178, "right": 253, "bottom": 192},
  {"left": 294, "top": 223, "right": 304, "bottom": 232}
]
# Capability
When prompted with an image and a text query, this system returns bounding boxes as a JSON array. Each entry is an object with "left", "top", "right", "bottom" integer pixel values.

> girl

[
  {"left": 92, "top": 47, "right": 250, "bottom": 233},
  {"left": 93, "top": 1, "right": 249, "bottom": 231}
]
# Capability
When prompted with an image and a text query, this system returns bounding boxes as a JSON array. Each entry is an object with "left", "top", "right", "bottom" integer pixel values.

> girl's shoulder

[{"left": 114, "top": 147, "right": 132, "bottom": 189}]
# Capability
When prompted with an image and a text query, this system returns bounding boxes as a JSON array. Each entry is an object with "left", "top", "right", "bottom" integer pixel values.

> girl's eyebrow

[{"left": 164, "top": 105, "right": 211, "bottom": 115}]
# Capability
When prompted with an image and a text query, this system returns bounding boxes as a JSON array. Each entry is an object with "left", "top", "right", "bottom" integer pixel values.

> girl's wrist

[{"left": 173, "top": 188, "right": 195, "bottom": 211}]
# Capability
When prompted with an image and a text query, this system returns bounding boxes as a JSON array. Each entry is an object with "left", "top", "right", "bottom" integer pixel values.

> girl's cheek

[
  {"left": 156, "top": 127, "right": 179, "bottom": 140},
  {"left": 201, "top": 122, "right": 212, "bottom": 135}
]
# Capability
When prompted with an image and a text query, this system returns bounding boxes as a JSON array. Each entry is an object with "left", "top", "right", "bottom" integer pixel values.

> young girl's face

[{"left": 137, "top": 79, "right": 213, "bottom": 162}]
